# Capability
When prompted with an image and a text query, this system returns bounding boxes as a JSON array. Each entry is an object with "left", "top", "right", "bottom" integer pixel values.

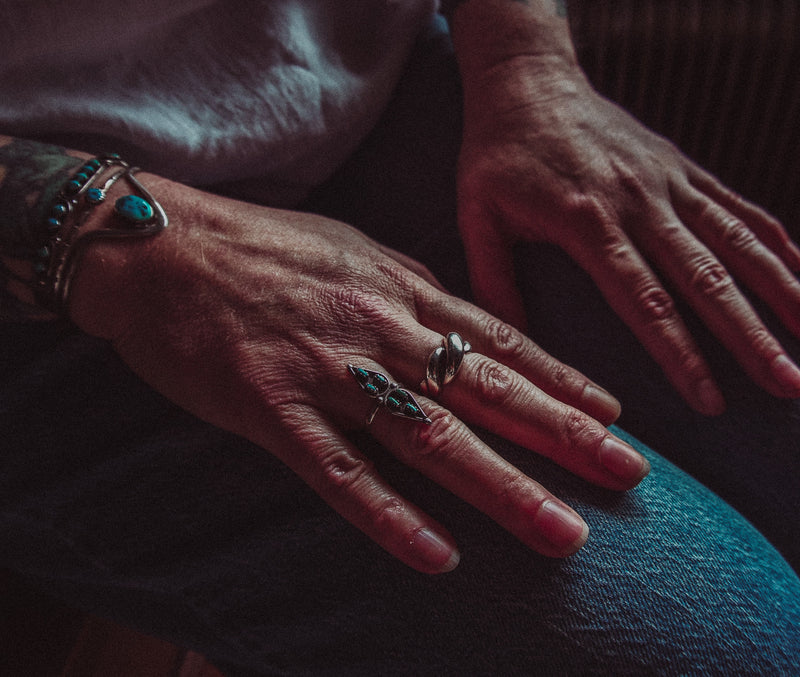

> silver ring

[
  {"left": 423, "top": 332, "right": 471, "bottom": 397},
  {"left": 348, "top": 365, "right": 432, "bottom": 425}
]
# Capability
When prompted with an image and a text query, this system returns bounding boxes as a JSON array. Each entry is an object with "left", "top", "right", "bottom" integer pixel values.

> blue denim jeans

[{"left": 1, "top": 16, "right": 799, "bottom": 677}]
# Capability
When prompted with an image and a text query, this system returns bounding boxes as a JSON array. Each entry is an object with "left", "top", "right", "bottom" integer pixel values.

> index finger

[{"left": 418, "top": 293, "right": 623, "bottom": 426}]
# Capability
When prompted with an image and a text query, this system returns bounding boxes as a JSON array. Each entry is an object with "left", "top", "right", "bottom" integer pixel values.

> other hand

[{"left": 457, "top": 56, "right": 800, "bottom": 414}]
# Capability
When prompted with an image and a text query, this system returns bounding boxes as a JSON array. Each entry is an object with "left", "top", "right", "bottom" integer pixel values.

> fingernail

[
  {"left": 583, "top": 384, "right": 622, "bottom": 422},
  {"left": 599, "top": 437, "right": 650, "bottom": 484},
  {"left": 411, "top": 528, "right": 460, "bottom": 573},
  {"left": 696, "top": 378, "right": 726, "bottom": 416},
  {"left": 535, "top": 500, "right": 589, "bottom": 554},
  {"left": 770, "top": 354, "right": 800, "bottom": 398}
]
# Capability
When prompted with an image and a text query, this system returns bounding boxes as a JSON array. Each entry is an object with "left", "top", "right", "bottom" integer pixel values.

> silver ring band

[{"left": 424, "top": 332, "right": 471, "bottom": 397}]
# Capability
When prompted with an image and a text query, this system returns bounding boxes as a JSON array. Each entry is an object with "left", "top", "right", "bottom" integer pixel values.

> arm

[
  {"left": 0, "top": 134, "right": 648, "bottom": 572},
  {"left": 444, "top": 0, "right": 800, "bottom": 414}
]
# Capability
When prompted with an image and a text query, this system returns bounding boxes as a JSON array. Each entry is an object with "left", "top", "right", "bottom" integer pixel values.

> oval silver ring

[{"left": 424, "top": 332, "right": 471, "bottom": 397}]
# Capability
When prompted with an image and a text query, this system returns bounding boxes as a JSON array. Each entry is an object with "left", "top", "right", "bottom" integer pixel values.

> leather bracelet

[{"left": 32, "top": 154, "right": 168, "bottom": 315}]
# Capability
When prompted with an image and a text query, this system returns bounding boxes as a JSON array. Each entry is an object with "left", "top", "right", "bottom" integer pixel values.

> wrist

[
  {"left": 67, "top": 171, "right": 173, "bottom": 340},
  {"left": 449, "top": 0, "right": 579, "bottom": 77}
]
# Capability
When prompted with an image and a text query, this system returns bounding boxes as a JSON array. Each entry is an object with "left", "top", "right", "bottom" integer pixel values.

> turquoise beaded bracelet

[{"left": 34, "top": 154, "right": 167, "bottom": 314}]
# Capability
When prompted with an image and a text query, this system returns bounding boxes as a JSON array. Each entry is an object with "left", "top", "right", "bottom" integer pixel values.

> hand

[
  {"left": 69, "top": 176, "right": 648, "bottom": 573},
  {"left": 456, "top": 56, "right": 800, "bottom": 414}
]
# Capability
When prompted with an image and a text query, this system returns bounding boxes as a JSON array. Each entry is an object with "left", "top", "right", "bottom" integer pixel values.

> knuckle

[
  {"left": 719, "top": 218, "right": 758, "bottom": 254},
  {"left": 557, "top": 409, "right": 601, "bottom": 457},
  {"left": 471, "top": 359, "right": 519, "bottom": 407},
  {"left": 370, "top": 496, "right": 407, "bottom": 532},
  {"left": 316, "top": 446, "right": 373, "bottom": 493},
  {"left": 484, "top": 318, "right": 528, "bottom": 361},
  {"left": 327, "top": 286, "right": 394, "bottom": 327},
  {"left": 547, "top": 362, "right": 572, "bottom": 389},
  {"left": 493, "top": 471, "right": 532, "bottom": 516},
  {"left": 698, "top": 202, "right": 761, "bottom": 254},
  {"left": 635, "top": 284, "right": 677, "bottom": 324},
  {"left": 570, "top": 194, "right": 610, "bottom": 224},
  {"left": 615, "top": 165, "right": 651, "bottom": 202},
  {"left": 600, "top": 235, "right": 634, "bottom": 264},
  {"left": 688, "top": 258, "right": 734, "bottom": 298},
  {"left": 408, "top": 409, "right": 465, "bottom": 464},
  {"left": 745, "top": 325, "right": 778, "bottom": 355}
]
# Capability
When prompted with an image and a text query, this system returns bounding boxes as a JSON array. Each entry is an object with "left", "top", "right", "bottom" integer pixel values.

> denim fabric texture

[{"left": 1, "top": 15, "right": 799, "bottom": 677}]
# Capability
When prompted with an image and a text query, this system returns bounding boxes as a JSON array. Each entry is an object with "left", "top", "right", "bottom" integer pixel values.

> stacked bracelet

[{"left": 32, "top": 153, "right": 167, "bottom": 315}]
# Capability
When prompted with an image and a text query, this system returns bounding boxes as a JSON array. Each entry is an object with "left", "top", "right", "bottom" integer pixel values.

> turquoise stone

[
  {"left": 404, "top": 403, "right": 420, "bottom": 417},
  {"left": 64, "top": 179, "right": 82, "bottom": 195},
  {"left": 115, "top": 194, "right": 153, "bottom": 224},
  {"left": 386, "top": 394, "right": 402, "bottom": 410},
  {"left": 86, "top": 188, "right": 105, "bottom": 204},
  {"left": 45, "top": 217, "right": 61, "bottom": 233},
  {"left": 51, "top": 203, "right": 68, "bottom": 217}
]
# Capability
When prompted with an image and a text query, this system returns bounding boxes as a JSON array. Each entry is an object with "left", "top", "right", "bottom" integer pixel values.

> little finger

[{"left": 273, "top": 405, "right": 461, "bottom": 575}]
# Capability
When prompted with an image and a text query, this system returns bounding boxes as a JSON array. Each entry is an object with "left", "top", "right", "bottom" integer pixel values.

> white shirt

[{"left": 0, "top": 0, "right": 437, "bottom": 205}]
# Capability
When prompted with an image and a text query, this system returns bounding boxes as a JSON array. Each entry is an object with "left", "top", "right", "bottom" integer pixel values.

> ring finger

[{"left": 367, "top": 394, "right": 590, "bottom": 559}]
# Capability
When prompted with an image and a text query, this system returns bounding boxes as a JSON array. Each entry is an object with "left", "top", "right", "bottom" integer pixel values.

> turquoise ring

[{"left": 348, "top": 365, "right": 431, "bottom": 425}]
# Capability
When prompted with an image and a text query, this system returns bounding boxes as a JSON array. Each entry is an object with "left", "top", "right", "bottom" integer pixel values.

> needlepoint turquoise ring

[{"left": 348, "top": 365, "right": 432, "bottom": 425}]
